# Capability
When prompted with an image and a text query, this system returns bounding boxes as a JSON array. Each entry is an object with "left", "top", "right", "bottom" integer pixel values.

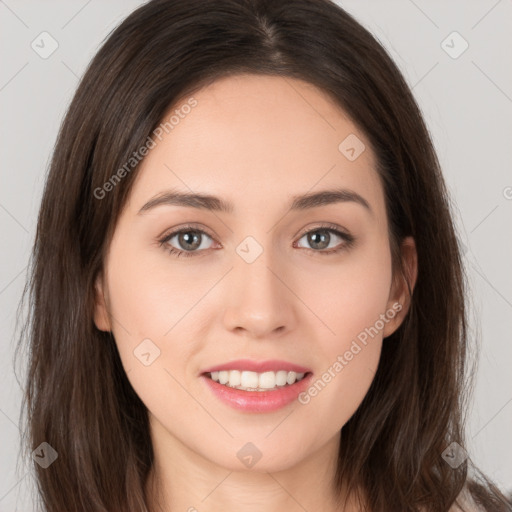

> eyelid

[
  {"left": 158, "top": 223, "right": 218, "bottom": 244},
  {"left": 295, "top": 221, "right": 351, "bottom": 239}
]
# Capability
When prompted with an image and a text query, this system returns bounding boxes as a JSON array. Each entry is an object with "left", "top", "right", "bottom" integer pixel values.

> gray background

[{"left": 1, "top": 0, "right": 511, "bottom": 509}]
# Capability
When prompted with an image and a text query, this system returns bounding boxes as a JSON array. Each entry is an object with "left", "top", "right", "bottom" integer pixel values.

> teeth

[
  {"left": 208, "top": 370, "right": 307, "bottom": 390},
  {"left": 228, "top": 370, "right": 241, "bottom": 386},
  {"left": 241, "top": 371, "right": 259, "bottom": 388}
]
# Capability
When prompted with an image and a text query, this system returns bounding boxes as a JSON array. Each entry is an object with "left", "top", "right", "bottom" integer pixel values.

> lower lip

[{"left": 200, "top": 373, "right": 313, "bottom": 413}]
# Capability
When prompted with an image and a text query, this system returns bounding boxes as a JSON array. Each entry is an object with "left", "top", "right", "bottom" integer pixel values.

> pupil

[
  {"left": 309, "top": 230, "right": 329, "bottom": 249},
  {"left": 180, "top": 231, "right": 200, "bottom": 250}
]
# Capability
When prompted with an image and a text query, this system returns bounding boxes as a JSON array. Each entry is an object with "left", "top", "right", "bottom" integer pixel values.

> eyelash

[{"left": 158, "top": 223, "right": 355, "bottom": 259}]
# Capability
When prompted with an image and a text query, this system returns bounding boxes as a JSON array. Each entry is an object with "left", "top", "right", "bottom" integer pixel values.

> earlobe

[
  {"left": 93, "top": 273, "right": 111, "bottom": 332},
  {"left": 383, "top": 236, "right": 418, "bottom": 338}
]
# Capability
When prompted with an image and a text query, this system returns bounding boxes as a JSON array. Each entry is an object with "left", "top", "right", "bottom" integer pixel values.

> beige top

[{"left": 448, "top": 485, "right": 487, "bottom": 512}]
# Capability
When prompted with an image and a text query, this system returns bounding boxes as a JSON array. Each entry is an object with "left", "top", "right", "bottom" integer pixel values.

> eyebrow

[{"left": 137, "top": 187, "right": 372, "bottom": 216}]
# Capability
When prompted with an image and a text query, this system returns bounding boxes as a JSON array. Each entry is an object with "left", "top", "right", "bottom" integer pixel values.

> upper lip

[{"left": 201, "top": 359, "right": 312, "bottom": 375}]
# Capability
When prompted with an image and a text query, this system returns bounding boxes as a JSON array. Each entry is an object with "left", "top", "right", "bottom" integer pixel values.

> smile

[{"left": 207, "top": 369, "right": 308, "bottom": 391}]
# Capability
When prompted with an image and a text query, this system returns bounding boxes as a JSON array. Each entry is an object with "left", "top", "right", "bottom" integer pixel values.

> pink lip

[
  {"left": 200, "top": 372, "right": 313, "bottom": 413},
  {"left": 201, "top": 359, "right": 311, "bottom": 375}
]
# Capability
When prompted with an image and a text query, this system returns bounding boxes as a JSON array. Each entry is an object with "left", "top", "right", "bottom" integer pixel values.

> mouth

[
  {"left": 200, "top": 369, "right": 314, "bottom": 412},
  {"left": 203, "top": 369, "right": 312, "bottom": 392},
  {"left": 199, "top": 359, "right": 313, "bottom": 412}
]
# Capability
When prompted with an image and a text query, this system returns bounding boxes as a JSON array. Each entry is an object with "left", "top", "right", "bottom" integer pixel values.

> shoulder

[
  {"left": 448, "top": 485, "right": 486, "bottom": 512},
  {"left": 416, "top": 484, "right": 486, "bottom": 511}
]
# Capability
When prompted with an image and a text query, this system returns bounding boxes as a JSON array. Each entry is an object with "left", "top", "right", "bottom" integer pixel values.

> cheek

[
  {"left": 106, "top": 232, "right": 216, "bottom": 340},
  {"left": 294, "top": 237, "right": 391, "bottom": 424},
  {"left": 104, "top": 246, "right": 202, "bottom": 426},
  {"left": 103, "top": 235, "right": 208, "bottom": 391},
  {"left": 300, "top": 234, "right": 393, "bottom": 347}
]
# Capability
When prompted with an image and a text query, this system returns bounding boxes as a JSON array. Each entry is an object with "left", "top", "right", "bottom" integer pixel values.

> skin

[{"left": 94, "top": 74, "right": 418, "bottom": 512}]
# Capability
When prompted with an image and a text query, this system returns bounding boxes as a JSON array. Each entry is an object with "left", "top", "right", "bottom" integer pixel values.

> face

[{"left": 94, "top": 74, "right": 416, "bottom": 473}]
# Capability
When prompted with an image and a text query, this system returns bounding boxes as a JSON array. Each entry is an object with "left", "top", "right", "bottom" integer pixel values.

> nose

[{"left": 222, "top": 245, "right": 298, "bottom": 339}]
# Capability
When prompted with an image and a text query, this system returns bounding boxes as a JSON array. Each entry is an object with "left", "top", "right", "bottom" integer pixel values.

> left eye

[{"left": 295, "top": 228, "right": 350, "bottom": 252}]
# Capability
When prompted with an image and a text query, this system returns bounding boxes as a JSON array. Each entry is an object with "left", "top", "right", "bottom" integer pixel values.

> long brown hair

[{"left": 15, "top": 0, "right": 511, "bottom": 510}]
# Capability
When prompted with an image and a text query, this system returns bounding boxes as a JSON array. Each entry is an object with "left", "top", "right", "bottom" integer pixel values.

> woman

[{"left": 16, "top": 0, "right": 511, "bottom": 510}]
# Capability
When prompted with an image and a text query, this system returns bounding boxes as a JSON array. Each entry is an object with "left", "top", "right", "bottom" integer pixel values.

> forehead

[{"left": 128, "top": 74, "right": 385, "bottom": 219}]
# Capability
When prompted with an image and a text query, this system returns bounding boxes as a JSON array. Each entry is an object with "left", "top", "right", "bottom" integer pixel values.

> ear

[
  {"left": 382, "top": 236, "right": 417, "bottom": 338},
  {"left": 93, "top": 272, "right": 112, "bottom": 332}
]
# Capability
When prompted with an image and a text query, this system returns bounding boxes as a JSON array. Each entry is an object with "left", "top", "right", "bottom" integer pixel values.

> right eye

[{"left": 159, "top": 227, "right": 217, "bottom": 258}]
